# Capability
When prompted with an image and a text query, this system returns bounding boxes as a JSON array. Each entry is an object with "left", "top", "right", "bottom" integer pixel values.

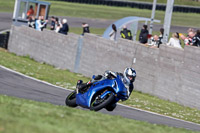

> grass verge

[
  {"left": 118, "top": 0, "right": 200, "bottom": 7},
  {"left": 1, "top": 95, "right": 199, "bottom": 133},
  {"left": 0, "top": 48, "right": 200, "bottom": 124}
]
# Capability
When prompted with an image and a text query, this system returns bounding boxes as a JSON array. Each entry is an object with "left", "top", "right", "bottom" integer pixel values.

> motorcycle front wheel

[
  {"left": 65, "top": 91, "right": 77, "bottom": 107},
  {"left": 90, "top": 92, "right": 115, "bottom": 111}
]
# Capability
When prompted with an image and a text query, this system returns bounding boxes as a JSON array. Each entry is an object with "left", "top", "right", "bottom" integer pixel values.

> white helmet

[{"left": 124, "top": 67, "right": 136, "bottom": 83}]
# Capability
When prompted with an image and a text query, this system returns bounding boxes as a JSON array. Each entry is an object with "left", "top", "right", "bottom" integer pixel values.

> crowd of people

[
  {"left": 27, "top": 5, "right": 90, "bottom": 35},
  {"left": 27, "top": 5, "right": 200, "bottom": 48},
  {"left": 136, "top": 24, "right": 199, "bottom": 49},
  {"left": 109, "top": 23, "right": 200, "bottom": 49}
]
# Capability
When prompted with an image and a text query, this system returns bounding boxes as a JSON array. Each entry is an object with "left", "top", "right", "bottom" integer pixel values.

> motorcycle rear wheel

[
  {"left": 65, "top": 91, "right": 77, "bottom": 107},
  {"left": 90, "top": 92, "right": 115, "bottom": 111}
]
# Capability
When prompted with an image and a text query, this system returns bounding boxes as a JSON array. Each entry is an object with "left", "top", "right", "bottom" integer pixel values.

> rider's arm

[{"left": 104, "top": 70, "right": 117, "bottom": 79}]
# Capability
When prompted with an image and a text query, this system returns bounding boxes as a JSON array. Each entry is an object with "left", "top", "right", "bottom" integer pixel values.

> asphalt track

[
  {"left": 0, "top": 12, "right": 198, "bottom": 34},
  {"left": 0, "top": 65, "right": 200, "bottom": 131}
]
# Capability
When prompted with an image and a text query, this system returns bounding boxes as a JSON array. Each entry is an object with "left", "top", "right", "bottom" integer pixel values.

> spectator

[
  {"left": 59, "top": 19, "right": 69, "bottom": 35},
  {"left": 167, "top": 32, "right": 182, "bottom": 49},
  {"left": 192, "top": 29, "right": 200, "bottom": 47},
  {"left": 179, "top": 33, "right": 192, "bottom": 46},
  {"left": 188, "top": 31, "right": 196, "bottom": 45},
  {"left": 148, "top": 35, "right": 160, "bottom": 48},
  {"left": 120, "top": 25, "right": 132, "bottom": 40},
  {"left": 109, "top": 24, "right": 117, "bottom": 41},
  {"left": 158, "top": 28, "right": 164, "bottom": 47},
  {"left": 28, "top": 16, "right": 35, "bottom": 28},
  {"left": 50, "top": 16, "right": 56, "bottom": 30},
  {"left": 40, "top": 16, "right": 47, "bottom": 31},
  {"left": 35, "top": 16, "right": 48, "bottom": 31},
  {"left": 27, "top": 5, "right": 34, "bottom": 19},
  {"left": 187, "top": 28, "right": 194, "bottom": 34},
  {"left": 139, "top": 25, "right": 149, "bottom": 44},
  {"left": 82, "top": 23, "right": 90, "bottom": 35},
  {"left": 55, "top": 17, "right": 62, "bottom": 33}
]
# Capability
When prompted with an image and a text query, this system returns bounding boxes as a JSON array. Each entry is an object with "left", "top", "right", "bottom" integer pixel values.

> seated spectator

[
  {"left": 179, "top": 33, "right": 192, "bottom": 46},
  {"left": 59, "top": 19, "right": 69, "bottom": 35},
  {"left": 28, "top": 16, "right": 35, "bottom": 28},
  {"left": 192, "top": 29, "right": 200, "bottom": 47},
  {"left": 148, "top": 35, "right": 160, "bottom": 48},
  {"left": 35, "top": 16, "right": 48, "bottom": 31},
  {"left": 187, "top": 31, "right": 196, "bottom": 45},
  {"left": 139, "top": 25, "right": 149, "bottom": 44},
  {"left": 120, "top": 25, "right": 132, "bottom": 40},
  {"left": 50, "top": 16, "right": 56, "bottom": 30},
  {"left": 27, "top": 5, "right": 34, "bottom": 19},
  {"left": 109, "top": 24, "right": 117, "bottom": 41},
  {"left": 167, "top": 32, "right": 182, "bottom": 49},
  {"left": 82, "top": 23, "right": 90, "bottom": 35}
]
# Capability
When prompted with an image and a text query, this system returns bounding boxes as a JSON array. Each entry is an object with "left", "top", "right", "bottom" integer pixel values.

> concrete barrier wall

[
  {"left": 8, "top": 26, "right": 79, "bottom": 72},
  {"left": 8, "top": 26, "right": 200, "bottom": 109}
]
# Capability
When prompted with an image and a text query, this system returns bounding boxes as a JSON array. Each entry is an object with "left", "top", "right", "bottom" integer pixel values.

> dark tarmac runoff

[
  {"left": 0, "top": 12, "right": 198, "bottom": 34},
  {"left": 0, "top": 66, "right": 200, "bottom": 131}
]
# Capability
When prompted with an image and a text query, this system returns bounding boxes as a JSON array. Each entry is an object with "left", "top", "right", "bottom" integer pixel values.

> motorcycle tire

[
  {"left": 65, "top": 91, "right": 77, "bottom": 107},
  {"left": 90, "top": 93, "right": 115, "bottom": 111},
  {"left": 105, "top": 103, "right": 117, "bottom": 111}
]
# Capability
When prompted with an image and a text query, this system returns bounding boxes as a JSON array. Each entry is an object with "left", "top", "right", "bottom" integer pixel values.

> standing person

[
  {"left": 167, "top": 32, "right": 182, "bottom": 49},
  {"left": 50, "top": 16, "right": 56, "bottom": 30},
  {"left": 40, "top": 16, "right": 47, "bottom": 31},
  {"left": 148, "top": 35, "right": 160, "bottom": 48},
  {"left": 59, "top": 19, "right": 69, "bottom": 35},
  {"left": 35, "top": 16, "right": 48, "bottom": 31},
  {"left": 109, "top": 24, "right": 117, "bottom": 41},
  {"left": 120, "top": 25, "right": 132, "bottom": 40},
  {"left": 139, "top": 25, "right": 149, "bottom": 44},
  {"left": 158, "top": 28, "right": 164, "bottom": 47},
  {"left": 192, "top": 29, "right": 200, "bottom": 47},
  {"left": 82, "top": 23, "right": 90, "bottom": 35},
  {"left": 55, "top": 18, "right": 62, "bottom": 33},
  {"left": 27, "top": 5, "right": 34, "bottom": 19}
]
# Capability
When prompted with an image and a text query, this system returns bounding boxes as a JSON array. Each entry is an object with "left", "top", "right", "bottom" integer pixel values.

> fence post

[{"left": 74, "top": 36, "right": 83, "bottom": 73}]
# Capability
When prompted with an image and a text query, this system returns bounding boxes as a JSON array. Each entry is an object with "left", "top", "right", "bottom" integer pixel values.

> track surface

[
  {"left": 0, "top": 12, "right": 198, "bottom": 34},
  {"left": 0, "top": 66, "right": 200, "bottom": 131}
]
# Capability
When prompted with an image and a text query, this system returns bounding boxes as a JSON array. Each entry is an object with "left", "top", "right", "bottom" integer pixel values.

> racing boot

[{"left": 76, "top": 80, "right": 83, "bottom": 94}]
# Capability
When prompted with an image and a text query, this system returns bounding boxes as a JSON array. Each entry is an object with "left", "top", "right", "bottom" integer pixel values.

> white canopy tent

[{"left": 102, "top": 16, "right": 160, "bottom": 41}]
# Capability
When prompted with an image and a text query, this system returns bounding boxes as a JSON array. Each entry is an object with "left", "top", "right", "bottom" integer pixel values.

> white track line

[
  {"left": 0, "top": 65, "right": 200, "bottom": 127},
  {"left": 0, "top": 29, "right": 10, "bottom": 34}
]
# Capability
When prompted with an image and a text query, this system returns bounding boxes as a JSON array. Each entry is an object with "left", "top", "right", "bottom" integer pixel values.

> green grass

[
  {"left": 70, "top": 27, "right": 105, "bottom": 35},
  {"left": 1, "top": 95, "right": 199, "bottom": 133},
  {"left": 121, "top": 0, "right": 200, "bottom": 7},
  {"left": 0, "top": 48, "right": 200, "bottom": 124},
  {"left": 1, "top": 0, "right": 200, "bottom": 28}
]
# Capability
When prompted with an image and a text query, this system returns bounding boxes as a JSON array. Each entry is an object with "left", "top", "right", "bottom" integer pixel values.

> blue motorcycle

[{"left": 65, "top": 74, "right": 129, "bottom": 111}]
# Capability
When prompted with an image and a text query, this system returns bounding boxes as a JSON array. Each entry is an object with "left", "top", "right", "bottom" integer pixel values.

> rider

[{"left": 76, "top": 67, "right": 136, "bottom": 100}]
